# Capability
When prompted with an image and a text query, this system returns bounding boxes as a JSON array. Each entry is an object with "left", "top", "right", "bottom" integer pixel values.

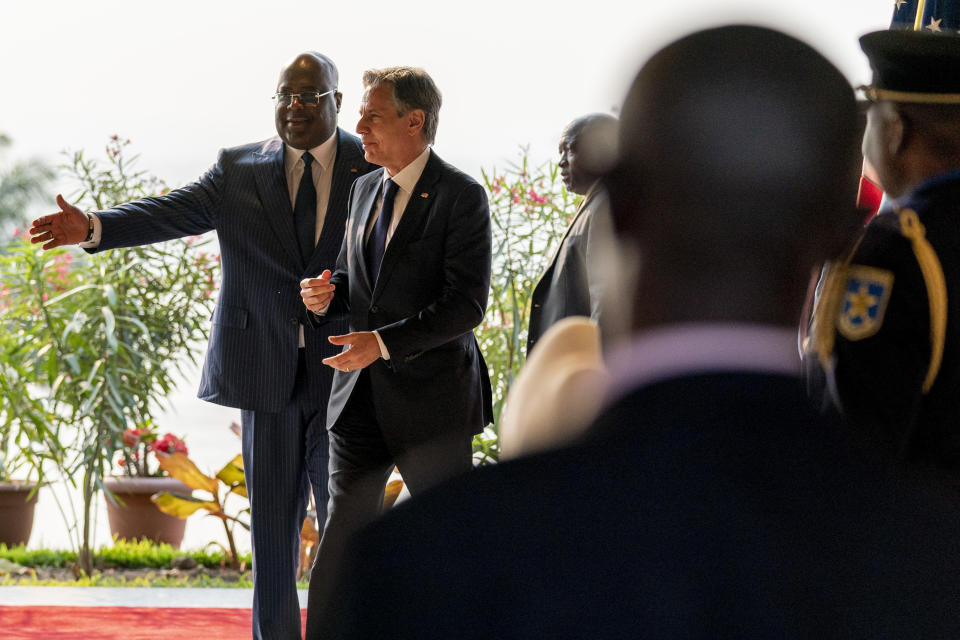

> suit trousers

[
  {"left": 242, "top": 350, "right": 330, "bottom": 640},
  {"left": 305, "top": 368, "right": 474, "bottom": 638}
]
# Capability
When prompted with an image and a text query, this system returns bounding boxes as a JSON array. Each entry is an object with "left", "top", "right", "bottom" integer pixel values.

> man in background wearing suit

[
  {"left": 298, "top": 66, "right": 492, "bottom": 637},
  {"left": 30, "top": 52, "right": 374, "bottom": 640},
  {"left": 527, "top": 113, "right": 618, "bottom": 354},
  {"left": 315, "top": 27, "right": 960, "bottom": 638}
]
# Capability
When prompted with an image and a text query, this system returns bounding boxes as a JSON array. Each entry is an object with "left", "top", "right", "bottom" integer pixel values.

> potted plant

[
  {"left": 0, "top": 352, "right": 47, "bottom": 547},
  {"left": 0, "top": 137, "right": 219, "bottom": 574},
  {"left": 103, "top": 420, "right": 193, "bottom": 548},
  {"left": 0, "top": 233, "right": 66, "bottom": 547}
]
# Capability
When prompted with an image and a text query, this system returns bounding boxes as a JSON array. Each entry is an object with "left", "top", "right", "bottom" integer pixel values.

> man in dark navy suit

[
  {"left": 298, "top": 66, "right": 492, "bottom": 638},
  {"left": 315, "top": 27, "right": 960, "bottom": 639},
  {"left": 30, "top": 52, "right": 374, "bottom": 640}
]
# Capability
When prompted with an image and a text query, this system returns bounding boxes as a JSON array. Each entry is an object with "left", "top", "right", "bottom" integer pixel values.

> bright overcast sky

[{"left": 4, "top": 0, "right": 891, "bottom": 201}]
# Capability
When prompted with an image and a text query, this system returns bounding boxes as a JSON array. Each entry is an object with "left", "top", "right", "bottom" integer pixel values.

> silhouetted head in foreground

[{"left": 607, "top": 25, "right": 863, "bottom": 331}]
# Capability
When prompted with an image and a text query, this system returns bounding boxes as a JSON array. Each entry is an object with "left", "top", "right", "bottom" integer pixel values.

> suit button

[
  {"left": 290, "top": 317, "right": 298, "bottom": 325},
  {"left": 370, "top": 305, "right": 379, "bottom": 313}
]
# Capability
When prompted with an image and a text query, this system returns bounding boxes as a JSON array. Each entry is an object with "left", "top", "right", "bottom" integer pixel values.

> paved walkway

[{"left": 0, "top": 586, "right": 308, "bottom": 608}]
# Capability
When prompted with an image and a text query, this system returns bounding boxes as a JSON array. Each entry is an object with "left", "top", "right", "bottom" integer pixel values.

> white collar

[
  {"left": 384, "top": 147, "right": 432, "bottom": 195},
  {"left": 604, "top": 323, "right": 801, "bottom": 405},
  {"left": 284, "top": 129, "right": 338, "bottom": 171}
]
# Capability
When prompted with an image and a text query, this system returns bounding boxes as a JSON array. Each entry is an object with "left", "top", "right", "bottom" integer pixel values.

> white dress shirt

[
  {"left": 366, "top": 147, "right": 432, "bottom": 359},
  {"left": 365, "top": 147, "right": 432, "bottom": 246},
  {"left": 287, "top": 134, "right": 338, "bottom": 348},
  {"left": 285, "top": 132, "right": 338, "bottom": 246},
  {"left": 316, "top": 147, "right": 432, "bottom": 360}
]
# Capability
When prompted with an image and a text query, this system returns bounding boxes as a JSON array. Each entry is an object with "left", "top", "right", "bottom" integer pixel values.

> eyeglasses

[{"left": 272, "top": 89, "right": 337, "bottom": 107}]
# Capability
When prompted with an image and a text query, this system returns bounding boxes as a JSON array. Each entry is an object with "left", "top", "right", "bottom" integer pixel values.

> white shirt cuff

[
  {"left": 373, "top": 330, "right": 391, "bottom": 360},
  {"left": 78, "top": 213, "right": 102, "bottom": 248}
]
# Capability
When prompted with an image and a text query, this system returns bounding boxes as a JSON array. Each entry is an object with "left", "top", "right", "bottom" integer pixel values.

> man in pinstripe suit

[{"left": 30, "top": 52, "right": 375, "bottom": 640}]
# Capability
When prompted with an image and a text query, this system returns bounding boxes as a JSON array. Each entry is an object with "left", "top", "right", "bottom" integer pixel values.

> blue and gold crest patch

[{"left": 836, "top": 265, "right": 895, "bottom": 341}]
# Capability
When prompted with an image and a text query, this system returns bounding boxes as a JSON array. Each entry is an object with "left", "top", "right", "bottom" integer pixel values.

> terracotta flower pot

[
  {"left": 103, "top": 476, "right": 191, "bottom": 548},
  {"left": 0, "top": 481, "right": 39, "bottom": 547}
]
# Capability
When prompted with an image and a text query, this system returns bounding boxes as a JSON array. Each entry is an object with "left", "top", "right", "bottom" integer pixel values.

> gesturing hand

[
  {"left": 300, "top": 269, "right": 335, "bottom": 313},
  {"left": 30, "top": 194, "right": 90, "bottom": 250},
  {"left": 322, "top": 332, "right": 381, "bottom": 372}
]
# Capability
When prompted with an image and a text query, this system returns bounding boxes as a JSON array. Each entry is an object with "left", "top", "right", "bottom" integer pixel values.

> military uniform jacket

[{"left": 832, "top": 170, "right": 960, "bottom": 473}]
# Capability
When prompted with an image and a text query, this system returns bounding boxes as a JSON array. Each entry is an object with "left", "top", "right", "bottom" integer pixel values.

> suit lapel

[
  {"left": 253, "top": 139, "right": 302, "bottom": 268},
  {"left": 542, "top": 183, "right": 597, "bottom": 274},
  {"left": 371, "top": 151, "right": 442, "bottom": 301},
  {"left": 352, "top": 170, "right": 384, "bottom": 290}
]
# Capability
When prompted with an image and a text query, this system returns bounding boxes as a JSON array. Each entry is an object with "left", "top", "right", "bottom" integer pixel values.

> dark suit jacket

[
  {"left": 527, "top": 185, "right": 612, "bottom": 354},
  {"left": 92, "top": 129, "right": 374, "bottom": 412},
  {"left": 326, "top": 372, "right": 960, "bottom": 639},
  {"left": 320, "top": 150, "right": 493, "bottom": 442}
]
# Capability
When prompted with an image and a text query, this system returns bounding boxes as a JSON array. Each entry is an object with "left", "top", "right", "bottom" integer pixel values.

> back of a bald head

[
  {"left": 608, "top": 26, "right": 861, "bottom": 327},
  {"left": 613, "top": 26, "right": 859, "bottom": 251}
]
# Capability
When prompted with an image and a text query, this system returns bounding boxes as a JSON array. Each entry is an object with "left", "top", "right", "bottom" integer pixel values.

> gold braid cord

[
  {"left": 808, "top": 261, "right": 847, "bottom": 373},
  {"left": 898, "top": 208, "right": 948, "bottom": 392}
]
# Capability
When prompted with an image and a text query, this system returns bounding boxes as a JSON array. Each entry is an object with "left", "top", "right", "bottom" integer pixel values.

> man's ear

[
  {"left": 887, "top": 104, "right": 907, "bottom": 156},
  {"left": 407, "top": 109, "right": 425, "bottom": 137},
  {"left": 335, "top": 91, "right": 343, "bottom": 113}
]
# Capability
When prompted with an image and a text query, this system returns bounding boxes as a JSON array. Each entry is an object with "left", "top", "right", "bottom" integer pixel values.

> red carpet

[{"left": 0, "top": 606, "right": 308, "bottom": 639}]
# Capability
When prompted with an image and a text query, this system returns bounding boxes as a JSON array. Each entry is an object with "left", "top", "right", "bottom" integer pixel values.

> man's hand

[
  {"left": 300, "top": 269, "right": 335, "bottom": 312},
  {"left": 30, "top": 194, "right": 89, "bottom": 250},
  {"left": 323, "top": 332, "right": 381, "bottom": 372}
]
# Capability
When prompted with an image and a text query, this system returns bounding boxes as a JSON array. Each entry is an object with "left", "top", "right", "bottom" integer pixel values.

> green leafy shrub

[
  {"left": 0, "top": 540, "right": 252, "bottom": 570},
  {"left": 0, "top": 137, "right": 220, "bottom": 575},
  {"left": 473, "top": 150, "right": 579, "bottom": 464}
]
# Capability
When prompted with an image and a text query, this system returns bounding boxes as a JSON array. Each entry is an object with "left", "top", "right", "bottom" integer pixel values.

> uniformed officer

[{"left": 808, "top": 1, "right": 960, "bottom": 476}]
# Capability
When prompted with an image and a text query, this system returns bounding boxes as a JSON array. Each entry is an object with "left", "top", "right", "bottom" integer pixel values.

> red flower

[
  {"left": 152, "top": 433, "right": 188, "bottom": 456},
  {"left": 122, "top": 428, "right": 142, "bottom": 447}
]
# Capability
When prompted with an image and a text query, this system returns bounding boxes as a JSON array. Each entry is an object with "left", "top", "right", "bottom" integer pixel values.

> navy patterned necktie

[
  {"left": 292, "top": 152, "right": 317, "bottom": 263},
  {"left": 366, "top": 178, "right": 399, "bottom": 285}
]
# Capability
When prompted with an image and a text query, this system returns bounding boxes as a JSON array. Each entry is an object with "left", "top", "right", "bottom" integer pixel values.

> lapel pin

[
  {"left": 420, "top": 192, "right": 429, "bottom": 198},
  {"left": 350, "top": 168, "right": 358, "bottom": 173}
]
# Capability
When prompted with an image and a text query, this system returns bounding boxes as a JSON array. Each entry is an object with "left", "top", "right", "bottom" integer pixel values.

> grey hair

[{"left": 362, "top": 67, "right": 442, "bottom": 144}]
